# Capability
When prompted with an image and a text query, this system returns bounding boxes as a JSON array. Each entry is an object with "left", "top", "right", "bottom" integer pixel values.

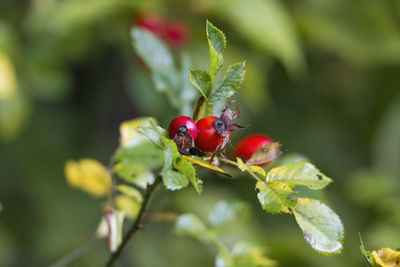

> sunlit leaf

[
  {"left": 372, "top": 248, "right": 400, "bottom": 267},
  {"left": 207, "top": 20, "right": 226, "bottom": 80},
  {"left": 256, "top": 181, "right": 296, "bottom": 214},
  {"left": 209, "top": 61, "right": 246, "bottom": 102},
  {"left": 237, "top": 158, "right": 266, "bottom": 178},
  {"left": 115, "top": 195, "right": 141, "bottom": 219},
  {"left": 175, "top": 157, "right": 203, "bottom": 195},
  {"left": 293, "top": 198, "right": 344, "bottom": 254},
  {"left": 246, "top": 142, "right": 282, "bottom": 166},
  {"left": 104, "top": 209, "right": 125, "bottom": 253},
  {"left": 182, "top": 155, "right": 233, "bottom": 177},
  {"left": 0, "top": 51, "right": 17, "bottom": 100},
  {"left": 231, "top": 242, "right": 277, "bottom": 267},
  {"left": 189, "top": 69, "right": 211, "bottom": 99},
  {"left": 267, "top": 162, "right": 332, "bottom": 190},
  {"left": 161, "top": 169, "right": 189, "bottom": 191},
  {"left": 137, "top": 117, "right": 168, "bottom": 149},
  {"left": 175, "top": 213, "right": 214, "bottom": 243},
  {"left": 114, "top": 161, "right": 156, "bottom": 189},
  {"left": 117, "top": 185, "right": 143, "bottom": 203},
  {"left": 64, "top": 158, "right": 111, "bottom": 197},
  {"left": 119, "top": 117, "right": 153, "bottom": 148}
]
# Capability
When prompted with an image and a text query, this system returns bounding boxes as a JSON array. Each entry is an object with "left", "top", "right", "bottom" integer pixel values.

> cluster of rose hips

[
  {"left": 168, "top": 104, "right": 276, "bottom": 166},
  {"left": 136, "top": 13, "right": 190, "bottom": 47}
]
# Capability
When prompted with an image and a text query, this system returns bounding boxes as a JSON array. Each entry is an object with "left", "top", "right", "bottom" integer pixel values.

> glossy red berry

[
  {"left": 195, "top": 116, "right": 230, "bottom": 153},
  {"left": 169, "top": 116, "right": 197, "bottom": 154},
  {"left": 169, "top": 116, "right": 197, "bottom": 140},
  {"left": 234, "top": 134, "right": 273, "bottom": 164}
]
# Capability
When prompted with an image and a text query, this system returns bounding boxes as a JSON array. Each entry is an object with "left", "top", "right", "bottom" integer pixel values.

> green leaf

[
  {"left": 117, "top": 185, "right": 143, "bottom": 203},
  {"left": 189, "top": 69, "right": 211, "bottom": 99},
  {"left": 267, "top": 162, "right": 332, "bottom": 190},
  {"left": 131, "top": 27, "right": 173, "bottom": 72},
  {"left": 237, "top": 158, "right": 266, "bottom": 178},
  {"left": 210, "top": 61, "right": 246, "bottom": 102},
  {"left": 162, "top": 138, "right": 179, "bottom": 170},
  {"left": 256, "top": 181, "right": 296, "bottom": 214},
  {"left": 293, "top": 198, "right": 344, "bottom": 254},
  {"left": 175, "top": 213, "right": 213, "bottom": 243},
  {"left": 114, "top": 161, "right": 156, "bottom": 189},
  {"left": 161, "top": 169, "right": 189, "bottom": 191},
  {"left": 359, "top": 233, "right": 374, "bottom": 266},
  {"left": 175, "top": 157, "right": 203, "bottom": 195},
  {"left": 137, "top": 118, "right": 168, "bottom": 149},
  {"left": 208, "top": 200, "right": 249, "bottom": 227},
  {"left": 207, "top": 21, "right": 226, "bottom": 80}
]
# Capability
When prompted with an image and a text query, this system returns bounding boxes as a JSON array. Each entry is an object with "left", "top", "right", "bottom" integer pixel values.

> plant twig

[{"left": 104, "top": 175, "right": 162, "bottom": 267}]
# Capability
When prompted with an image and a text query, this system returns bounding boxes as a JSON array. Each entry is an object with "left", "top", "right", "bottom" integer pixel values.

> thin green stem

[
  {"left": 219, "top": 157, "right": 263, "bottom": 182},
  {"left": 104, "top": 175, "right": 162, "bottom": 267},
  {"left": 218, "top": 157, "right": 239, "bottom": 167},
  {"left": 50, "top": 237, "right": 100, "bottom": 267}
]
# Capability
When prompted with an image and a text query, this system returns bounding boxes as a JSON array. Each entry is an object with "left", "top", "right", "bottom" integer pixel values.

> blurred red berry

[{"left": 234, "top": 134, "right": 273, "bottom": 164}]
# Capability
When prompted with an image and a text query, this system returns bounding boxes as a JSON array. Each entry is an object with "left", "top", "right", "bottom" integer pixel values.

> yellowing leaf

[
  {"left": 372, "top": 248, "right": 400, "bottom": 267},
  {"left": 237, "top": 158, "right": 266, "bottom": 177},
  {"left": 182, "top": 155, "right": 233, "bottom": 177},
  {"left": 64, "top": 158, "right": 111, "bottom": 197},
  {"left": 0, "top": 51, "right": 17, "bottom": 100},
  {"left": 119, "top": 117, "right": 153, "bottom": 148},
  {"left": 115, "top": 195, "right": 141, "bottom": 219}
]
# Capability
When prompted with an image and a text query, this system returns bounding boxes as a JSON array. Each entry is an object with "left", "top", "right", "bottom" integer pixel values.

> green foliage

[
  {"left": 256, "top": 181, "right": 296, "bottom": 214},
  {"left": 175, "top": 157, "right": 203, "bottom": 194},
  {"left": 131, "top": 28, "right": 197, "bottom": 115},
  {"left": 210, "top": 61, "right": 246, "bottom": 102},
  {"left": 191, "top": 21, "right": 246, "bottom": 121},
  {"left": 234, "top": 159, "right": 343, "bottom": 254},
  {"left": 189, "top": 70, "right": 211, "bottom": 99},
  {"left": 175, "top": 201, "right": 276, "bottom": 267},
  {"left": 206, "top": 20, "right": 226, "bottom": 80},
  {"left": 293, "top": 199, "right": 344, "bottom": 255},
  {"left": 266, "top": 162, "right": 332, "bottom": 190}
]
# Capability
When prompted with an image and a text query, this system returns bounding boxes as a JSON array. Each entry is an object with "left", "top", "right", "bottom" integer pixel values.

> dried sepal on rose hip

[
  {"left": 168, "top": 116, "right": 198, "bottom": 155},
  {"left": 234, "top": 134, "right": 282, "bottom": 166},
  {"left": 196, "top": 102, "right": 247, "bottom": 157}
]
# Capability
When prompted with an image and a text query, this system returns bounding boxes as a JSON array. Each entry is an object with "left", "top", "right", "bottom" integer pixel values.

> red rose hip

[
  {"left": 234, "top": 134, "right": 273, "bottom": 164},
  {"left": 169, "top": 116, "right": 197, "bottom": 154},
  {"left": 195, "top": 116, "right": 228, "bottom": 153}
]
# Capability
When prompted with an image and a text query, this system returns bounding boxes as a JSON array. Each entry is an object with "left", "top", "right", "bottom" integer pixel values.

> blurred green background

[{"left": 1, "top": 0, "right": 400, "bottom": 266}]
